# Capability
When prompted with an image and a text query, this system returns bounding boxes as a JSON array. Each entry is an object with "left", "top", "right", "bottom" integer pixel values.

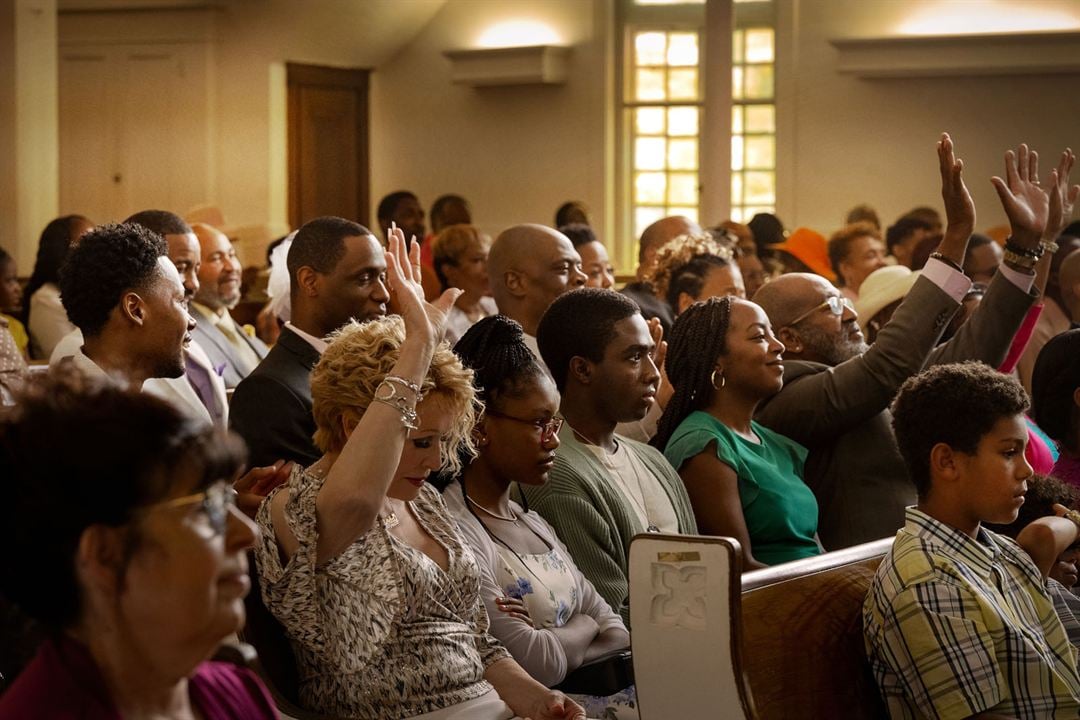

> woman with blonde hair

[{"left": 254, "top": 229, "right": 585, "bottom": 720}]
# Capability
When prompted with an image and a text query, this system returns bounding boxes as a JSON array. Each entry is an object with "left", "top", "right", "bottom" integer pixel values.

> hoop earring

[{"left": 710, "top": 369, "right": 725, "bottom": 390}]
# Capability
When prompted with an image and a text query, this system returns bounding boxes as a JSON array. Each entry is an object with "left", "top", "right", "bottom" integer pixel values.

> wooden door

[
  {"left": 59, "top": 43, "right": 212, "bottom": 222},
  {"left": 287, "top": 63, "right": 370, "bottom": 230}
]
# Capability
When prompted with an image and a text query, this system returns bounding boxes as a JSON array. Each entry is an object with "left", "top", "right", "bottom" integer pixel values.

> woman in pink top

[{"left": 0, "top": 369, "right": 277, "bottom": 720}]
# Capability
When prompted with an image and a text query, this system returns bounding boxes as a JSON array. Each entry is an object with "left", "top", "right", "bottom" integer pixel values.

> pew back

[
  {"left": 629, "top": 533, "right": 757, "bottom": 720},
  {"left": 740, "top": 538, "right": 892, "bottom": 720}
]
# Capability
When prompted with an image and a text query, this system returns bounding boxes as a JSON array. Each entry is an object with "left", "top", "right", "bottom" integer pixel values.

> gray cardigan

[{"left": 521, "top": 426, "right": 697, "bottom": 626}]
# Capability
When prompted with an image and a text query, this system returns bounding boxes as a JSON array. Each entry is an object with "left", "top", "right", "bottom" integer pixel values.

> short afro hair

[
  {"left": 124, "top": 209, "right": 192, "bottom": 237},
  {"left": 1031, "top": 329, "right": 1080, "bottom": 452},
  {"left": 287, "top": 216, "right": 371, "bottom": 290},
  {"left": 828, "top": 222, "right": 881, "bottom": 279},
  {"left": 885, "top": 216, "right": 933, "bottom": 254},
  {"left": 59, "top": 222, "right": 167, "bottom": 337},
  {"left": 536, "top": 288, "right": 641, "bottom": 392},
  {"left": 985, "top": 473, "right": 1080, "bottom": 539},
  {"left": 376, "top": 191, "right": 418, "bottom": 223},
  {"left": 891, "top": 362, "right": 1029, "bottom": 498},
  {"left": 560, "top": 223, "right": 598, "bottom": 250}
]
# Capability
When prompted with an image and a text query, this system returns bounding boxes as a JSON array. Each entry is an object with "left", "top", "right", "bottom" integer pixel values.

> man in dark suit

[
  {"left": 752, "top": 136, "right": 1059, "bottom": 550},
  {"left": 189, "top": 223, "right": 268, "bottom": 388},
  {"left": 230, "top": 216, "right": 389, "bottom": 467}
]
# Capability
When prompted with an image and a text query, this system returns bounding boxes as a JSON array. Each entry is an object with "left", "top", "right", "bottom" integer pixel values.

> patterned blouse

[{"left": 254, "top": 467, "right": 510, "bottom": 719}]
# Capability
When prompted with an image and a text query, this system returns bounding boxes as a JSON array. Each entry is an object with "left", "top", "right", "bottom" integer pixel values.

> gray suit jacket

[
  {"left": 755, "top": 271, "right": 1036, "bottom": 550},
  {"left": 190, "top": 305, "right": 268, "bottom": 389}
]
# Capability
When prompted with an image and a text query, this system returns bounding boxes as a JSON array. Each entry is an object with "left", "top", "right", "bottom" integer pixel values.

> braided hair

[
  {"left": 653, "top": 295, "right": 734, "bottom": 450},
  {"left": 451, "top": 314, "right": 546, "bottom": 501}
]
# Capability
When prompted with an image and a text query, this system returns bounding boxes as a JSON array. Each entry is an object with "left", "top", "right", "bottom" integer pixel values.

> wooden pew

[
  {"left": 629, "top": 533, "right": 891, "bottom": 720},
  {"left": 740, "top": 538, "right": 892, "bottom": 719}
]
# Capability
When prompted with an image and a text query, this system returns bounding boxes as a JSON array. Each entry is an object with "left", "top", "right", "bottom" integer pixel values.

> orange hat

[{"left": 771, "top": 227, "right": 837, "bottom": 282}]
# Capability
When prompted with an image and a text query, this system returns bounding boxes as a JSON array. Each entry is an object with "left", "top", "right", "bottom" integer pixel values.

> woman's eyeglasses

[
  {"left": 153, "top": 482, "right": 238, "bottom": 536},
  {"left": 485, "top": 410, "right": 563, "bottom": 443},
  {"left": 787, "top": 294, "right": 855, "bottom": 327}
]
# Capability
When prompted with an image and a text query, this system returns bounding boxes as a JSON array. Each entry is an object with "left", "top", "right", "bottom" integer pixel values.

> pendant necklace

[{"left": 564, "top": 419, "right": 660, "bottom": 533}]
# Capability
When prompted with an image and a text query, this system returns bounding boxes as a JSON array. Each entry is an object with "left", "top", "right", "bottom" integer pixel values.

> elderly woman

[
  {"left": 432, "top": 224, "right": 497, "bottom": 346},
  {"left": 446, "top": 315, "right": 634, "bottom": 718},
  {"left": 0, "top": 369, "right": 276, "bottom": 718},
  {"left": 254, "top": 230, "right": 585, "bottom": 720}
]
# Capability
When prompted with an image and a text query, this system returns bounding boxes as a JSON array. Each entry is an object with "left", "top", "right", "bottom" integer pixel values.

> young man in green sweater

[{"left": 523, "top": 288, "right": 697, "bottom": 625}]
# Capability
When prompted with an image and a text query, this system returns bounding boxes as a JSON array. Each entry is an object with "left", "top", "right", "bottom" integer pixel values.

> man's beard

[{"left": 798, "top": 322, "right": 868, "bottom": 366}]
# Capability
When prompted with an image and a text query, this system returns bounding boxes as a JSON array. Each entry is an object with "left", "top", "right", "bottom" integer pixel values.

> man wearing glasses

[{"left": 752, "top": 135, "right": 1058, "bottom": 551}]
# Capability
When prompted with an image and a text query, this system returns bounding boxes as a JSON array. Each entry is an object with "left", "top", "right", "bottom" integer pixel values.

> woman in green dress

[{"left": 654, "top": 295, "right": 821, "bottom": 569}]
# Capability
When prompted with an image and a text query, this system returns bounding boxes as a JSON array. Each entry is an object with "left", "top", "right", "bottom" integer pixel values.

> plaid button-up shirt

[{"left": 864, "top": 508, "right": 1080, "bottom": 719}]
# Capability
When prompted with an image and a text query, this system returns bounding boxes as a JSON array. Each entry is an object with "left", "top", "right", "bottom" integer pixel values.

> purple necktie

[{"left": 185, "top": 352, "right": 223, "bottom": 423}]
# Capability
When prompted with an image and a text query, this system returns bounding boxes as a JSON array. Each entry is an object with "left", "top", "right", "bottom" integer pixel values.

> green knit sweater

[{"left": 521, "top": 425, "right": 697, "bottom": 626}]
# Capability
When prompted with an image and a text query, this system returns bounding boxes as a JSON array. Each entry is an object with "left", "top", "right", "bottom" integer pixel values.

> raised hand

[
  {"left": 646, "top": 316, "right": 674, "bottom": 410},
  {"left": 1046, "top": 149, "right": 1079, "bottom": 241},
  {"left": 991, "top": 143, "right": 1050, "bottom": 249},
  {"left": 385, "top": 223, "right": 462, "bottom": 347},
  {"left": 938, "top": 133, "right": 975, "bottom": 242}
]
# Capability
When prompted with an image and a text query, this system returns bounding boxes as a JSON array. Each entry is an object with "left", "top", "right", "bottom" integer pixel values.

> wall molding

[
  {"left": 443, "top": 45, "right": 570, "bottom": 87},
  {"left": 830, "top": 30, "right": 1080, "bottom": 78}
]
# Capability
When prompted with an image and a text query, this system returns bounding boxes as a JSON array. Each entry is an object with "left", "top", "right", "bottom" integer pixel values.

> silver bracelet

[
  {"left": 374, "top": 380, "right": 419, "bottom": 430},
  {"left": 1040, "top": 238, "right": 1060, "bottom": 256},
  {"left": 384, "top": 374, "right": 423, "bottom": 398}
]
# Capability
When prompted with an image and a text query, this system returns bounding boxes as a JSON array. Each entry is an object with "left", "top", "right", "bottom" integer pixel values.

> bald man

[
  {"left": 189, "top": 223, "right": 268, "bottom": 388},
  {"left": 489, "top": 223, "right": 587, "bottom": 358},
  {"left": 621, "top": 215, "right": 701, "bottom": 334},
  {"left": 752, "top": 240, "right": 1036, "bottom": 550}
]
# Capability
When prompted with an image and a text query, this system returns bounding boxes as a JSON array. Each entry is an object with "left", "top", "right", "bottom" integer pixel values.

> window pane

[
  {"left": 635, "top": 137, "right": 667, "bottom": 170},
  {"left": 745, "top": 171, "right": 776, "bottom": 203},
  {"left": 731, "top": 135, "right": 744, "bottom": 171},
  {"left": 668, "top": 107, "right": 698, "bottom": 136},
  {"left": 745, "top": 135, "right": 775, "bottom": 169},
  {"left": 733, "top": 29, "right": 744, "bottom": 63},
  {"left": 669, "top": 207, "right": 698, "bottom": 225},
  {"left": 732, "top": 106, "right": 743, "bottom": 134},
  {"left": 636, "top": 68, "right": 667, "bottom": 101},
  {"left": 635, "top": 32, "right": 667, "bottom": 66},
  {"left": 745, "top": 104, "right": 775, "bottom": 133},
  {"left": 732, "top": 66, "right": 744, "bottom": 101},
  {"left": 667, "top": 32, "right": 698, "bottom": 66},
  {"left": 731, "top": 172, "right": 744, "bottom": 204},
  {"left": 744, "top": 65, "right": 774, "bottom": 99},
  {"left": 635, "top": 207, "right": 666, "bottom": 241},
  {"left": 730, "top": 206, "right": 747, "bottom": 223},
  {"left": 745, "top": 28, "right": 774, "bottom": 63},
  {"left": 668, "top": 68, "right": 698, "bottom": 101},
  {"left": 668, "top": 138, "right": 697, "bottom": 170},
  {"left": 669, "top": 172, "right": 698, "bottom": 205},
  {"left": 743, "top": 205, "right": 774, "bottom": 219},
  {"left": 635, "top": 172, "right": 667, "bottom": 204},
  {"left": 635, "top": 107, "right": 666, "bottom": 135}
]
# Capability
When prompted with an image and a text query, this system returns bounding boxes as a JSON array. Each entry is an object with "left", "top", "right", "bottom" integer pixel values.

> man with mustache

[
  {"left": 189, "top": 223, "right": 268, "bottom": 388},
  {"left": 752, "top": 137, "right": 1068, "bottom": 550}
]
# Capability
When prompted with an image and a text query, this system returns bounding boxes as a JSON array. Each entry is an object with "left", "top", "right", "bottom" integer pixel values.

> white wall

[
  {"left": 778, "top": 0, "right": 1080, "bottom": 237},
  {"left": 0, "top": 0, "right": 58, "bottom": 270},
  {"left": 369, "top": 0, "right": 615, "bottom": 254}
]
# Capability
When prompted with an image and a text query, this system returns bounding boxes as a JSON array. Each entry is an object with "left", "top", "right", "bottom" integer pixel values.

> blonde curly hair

[
  {"left": 648, "top": 232, "right": 735, "bottom": 301},
  {"left": 310, "top": 316, "right": 480, "bottom": 473}
]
